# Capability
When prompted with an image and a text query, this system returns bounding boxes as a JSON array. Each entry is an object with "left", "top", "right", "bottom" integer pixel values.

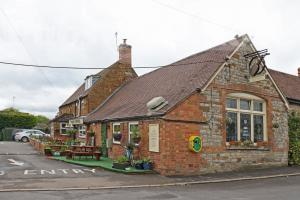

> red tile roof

[
  {"left": 50, "top": 113, "right": 74, "bottom": 122},
  {"left": 85, "top": 36, "right": 243, "bottom": 123},
  {"left": 268, "top": 69, "right": 300, "bottom": 102}
]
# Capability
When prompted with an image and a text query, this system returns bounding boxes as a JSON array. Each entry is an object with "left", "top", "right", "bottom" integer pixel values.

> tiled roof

[
  {"left": 51, "top": 113, "right": 74, "bottom": 122},
  {"left": 85, "top": 36, "right": 243, "bottom": 122},
  {"left": 269, "top": 69, "right": 300, "bottom": 102},
  {"left": 60, "top": 62, "right": 119, "bottom": 107}
]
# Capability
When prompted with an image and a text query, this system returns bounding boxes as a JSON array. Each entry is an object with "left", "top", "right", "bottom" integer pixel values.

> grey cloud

[{"left": 0, "top": 0, "right": 299, "bottom": 118}]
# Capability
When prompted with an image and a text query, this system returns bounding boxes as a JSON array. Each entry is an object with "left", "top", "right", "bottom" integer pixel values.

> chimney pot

[{"left": 119, "top": 39, "right": 131, "bottom": 65}]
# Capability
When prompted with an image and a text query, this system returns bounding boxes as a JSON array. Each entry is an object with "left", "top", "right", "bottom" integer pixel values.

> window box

[
  {"left": 113, "top": 133, "right": 122, "bottom": 141},
  {"left": 226, "top": 145, "right": 270, "bottom": 151}
]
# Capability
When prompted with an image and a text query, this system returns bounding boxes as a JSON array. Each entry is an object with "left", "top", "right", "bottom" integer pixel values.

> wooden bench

[{"left": 66, "top": 146, "right": 101, "bottom": 161}]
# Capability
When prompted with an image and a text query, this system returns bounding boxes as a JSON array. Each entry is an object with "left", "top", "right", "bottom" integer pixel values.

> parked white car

[{"left": 15, "top": 129, "right": 49, "bottom": 143}]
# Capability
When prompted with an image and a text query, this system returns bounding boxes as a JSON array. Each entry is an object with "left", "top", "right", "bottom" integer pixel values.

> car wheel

[{"left": 21, "top": 137, "right": 29, "bottom": 143}]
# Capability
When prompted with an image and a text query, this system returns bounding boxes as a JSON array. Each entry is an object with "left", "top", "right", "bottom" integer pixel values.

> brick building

[
  {"left": 51, "top": 39, "right": 137, "bottom": 142},
  {"left": 269, "top": 68, "right": 300, "bottom": 112},
  {"left": 85, "top": 35, "right": 290, "bottom": 176}
]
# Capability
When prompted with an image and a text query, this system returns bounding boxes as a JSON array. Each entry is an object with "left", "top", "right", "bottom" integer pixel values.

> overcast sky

[{"left": 0, "top": 0, "right": 299, "bottom": 118}]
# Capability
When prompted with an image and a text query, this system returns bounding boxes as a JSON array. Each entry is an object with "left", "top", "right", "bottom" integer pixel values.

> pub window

[
  {"left": 225, "top": 94, "right": 266, "bottom": 143},
  {"left": 60, "top": 123, "right": 67, "bottom": 135},
  {"left": 78, "top": 125, "right": 86, "bottom": 138},
  {"left": 112, "top": 123, "right": 121, "bottom": 144}
]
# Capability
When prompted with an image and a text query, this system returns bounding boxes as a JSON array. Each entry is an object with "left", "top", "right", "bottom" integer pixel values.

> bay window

[{"left": 226, "top": 93, "right": 266, "bottom": 143}]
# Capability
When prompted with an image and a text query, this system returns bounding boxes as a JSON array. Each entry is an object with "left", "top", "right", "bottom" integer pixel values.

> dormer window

[{"left": 85, "top": 75, "right": 99, "bottom": 90}]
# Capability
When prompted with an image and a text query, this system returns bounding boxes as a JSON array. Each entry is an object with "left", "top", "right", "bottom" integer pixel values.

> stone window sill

[{"left": 226, "top": 146, "right": 270, "bottom": 151}]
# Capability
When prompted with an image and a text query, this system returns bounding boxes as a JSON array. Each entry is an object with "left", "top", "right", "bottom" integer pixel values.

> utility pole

[{"left": 12, "top": 96, "right": 16, "bottom": 108}]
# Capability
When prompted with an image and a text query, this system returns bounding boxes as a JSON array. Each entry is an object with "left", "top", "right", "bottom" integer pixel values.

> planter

[
  {"left": 112, "top": 162, "right": 130, "bottom": 170},
  {"left": 44, "top": 148, "right": 52, "bottom": 156},
  {"left": 134, "top": 163, "right": 144, "bottom": 170},
  {"left": 52, "top": 151, "right": 60, "bottom": 157},
  {"left": 142, "top": 162, "right": 153, "bottom": 170},
  {"left": 113, "top": 133, "right": 122, "bottom": 141}
]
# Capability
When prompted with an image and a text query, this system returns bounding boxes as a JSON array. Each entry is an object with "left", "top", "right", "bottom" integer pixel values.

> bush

[
  {"left": 114, "top": 156, "right": 129, "bottom": 164},
  {"left": 288, "top": 112, "right": 300, "bottom": 165}
]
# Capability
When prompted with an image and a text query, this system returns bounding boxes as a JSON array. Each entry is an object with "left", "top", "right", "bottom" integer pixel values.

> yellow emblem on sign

[{"left": 189, "top": 136, "right": 202, "bottom": 152}]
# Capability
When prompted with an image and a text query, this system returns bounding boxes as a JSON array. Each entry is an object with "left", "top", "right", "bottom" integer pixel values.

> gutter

[{"left": 287, "top": 97, "right": 300, "bottom": 106}]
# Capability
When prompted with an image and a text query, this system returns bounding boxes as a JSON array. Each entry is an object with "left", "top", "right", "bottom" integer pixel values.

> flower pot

[
  {"left": 44, "top": 148, "right": 52, "bottom": 156},
  {"left": 134, "top": 163, "right": 144, "bottom": 170},
  {"left": 52, "top": 151, "right": 60, "bottom": 157},
  {"left": 143, "top": 162, "right": 153, "bottom": 170},
  {"left": 112, "top": 162, "right": 130, "bottom": 170},
  {"left": 113, "top": 133, "right": 122, "bottom": 141}
]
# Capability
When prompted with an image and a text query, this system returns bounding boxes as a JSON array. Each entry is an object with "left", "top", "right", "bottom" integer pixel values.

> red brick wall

[{"left": 88, "top": 63, "right": 137, "bottom": 113}]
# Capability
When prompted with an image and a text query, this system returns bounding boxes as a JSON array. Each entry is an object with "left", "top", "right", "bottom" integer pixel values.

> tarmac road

[
  {"left": 0, "top": 142, "right": 172, "bottom": 190},
  {"left": 1, "top": 175, "right": 300, "bottom": 200}
]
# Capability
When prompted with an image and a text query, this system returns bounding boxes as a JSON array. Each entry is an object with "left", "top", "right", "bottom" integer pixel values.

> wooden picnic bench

[{"left": 66, "top": 146, "right": 101, "bottom": 161}]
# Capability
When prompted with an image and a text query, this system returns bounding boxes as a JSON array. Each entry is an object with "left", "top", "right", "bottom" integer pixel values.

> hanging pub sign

[
  {"left": 244, "top": 49, "right": 270, "bottom": 77},
  {"left": 69, "top": 118, "right": 84, "bottom": 125},
  {"left": 189, "top": 135, "right": 202, "bottom": 153}
]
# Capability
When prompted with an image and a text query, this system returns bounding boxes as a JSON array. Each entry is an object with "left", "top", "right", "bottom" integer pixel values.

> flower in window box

[{"left": 113, "top": 133, "right": 122, "bottom": 141}]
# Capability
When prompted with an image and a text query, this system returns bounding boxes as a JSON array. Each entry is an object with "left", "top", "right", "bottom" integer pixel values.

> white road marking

[
  {"left": 57, "top": 169, "right": 69, "bottom": 174},
  {"left": 7, "top": 159, "right": 24, "bottom": 166},
  {"left": 0, "top": 171, "right": 5, "bottom": 176},
  {"left": 24, "top": 170, "right": 37, "bottom": 175},
  {"left": 23, "top": 169, "right": 96, "bottom": 175},
  {"left": 40, "top": 170, "right": 56, "bottom": 175},
  {"left": 72, "top": 169, "right": 84, "bottom": 174},
  {"left": 83, "top": 168, "right": 96, "bottom": 173}
]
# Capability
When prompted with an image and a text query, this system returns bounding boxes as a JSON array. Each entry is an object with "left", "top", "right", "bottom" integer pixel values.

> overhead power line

[
  {"left": 0, "top": 60, "right": 224, "bottom": 70},
  {"left": 151, "top": 0, "right": 240, "bottom": 33}
]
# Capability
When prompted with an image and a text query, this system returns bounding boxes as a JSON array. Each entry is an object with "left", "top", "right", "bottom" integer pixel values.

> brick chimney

[
  {"left": 298, "top": 67, "right": 300, "bottom": 77},
  {"left": 119, "top": 39, "right": 131, "bottom": 65}
]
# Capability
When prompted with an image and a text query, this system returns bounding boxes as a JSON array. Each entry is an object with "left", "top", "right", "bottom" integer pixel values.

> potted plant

[
  {"left": 113, "top": 132, "right": 122, "bottom": 141},
  {"left": 112, "top": 156, "right": 130, "bottom": 170},
  {"left": 131, "top": 126, "right": 141, "bottom": 144},
  {"left": 88, "top": 131, "right": 96, "bottom": 146},
  {"left": 142, "top": 157, "right": 153, "bottom": 170},
  {"left": 133, "top": 160, "right": 144, "bottom": 170},
  {"left": 66, "top": 129, "right": 77, "bottom": 141},
  {"left": 59, "top": 145, "right": 68, "bottom": 156},
  {"left": 44, "top": 147, "right": 52, "bottom": 156}
]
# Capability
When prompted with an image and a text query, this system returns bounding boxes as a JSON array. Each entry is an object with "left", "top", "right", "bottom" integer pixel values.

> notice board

[{"left": 149, "top": 124, "right": 159, "bottom": 152}]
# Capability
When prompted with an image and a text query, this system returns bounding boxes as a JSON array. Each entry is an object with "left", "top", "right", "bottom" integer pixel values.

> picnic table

[{"left": 66, "top": 145, "right": 101, "bottom": 161}]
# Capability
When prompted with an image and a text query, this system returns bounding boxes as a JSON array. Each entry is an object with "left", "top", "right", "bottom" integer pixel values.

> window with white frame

[
  {"left": 225, "top": 93, "right": 266, "bottom": 143},
  {"left": 112, "top": 123, "right": 121, "bottom": 144},
  {"left": 60, "top": 123, "right": 67, "bottom": 135},
  {"left": 78, "top": 125, "right": 86, "bottom": 138},
  {"left": 128, "top": 122, "right": 139, "bottom": 143}
]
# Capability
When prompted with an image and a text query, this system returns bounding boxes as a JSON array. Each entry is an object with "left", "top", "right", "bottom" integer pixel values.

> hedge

[{"left": 288, "top": 112, "right": 300, "bottom": 165}]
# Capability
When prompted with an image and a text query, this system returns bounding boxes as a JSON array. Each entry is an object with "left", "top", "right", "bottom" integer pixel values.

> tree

[{"left": 0, "top": 107, "right": 49, "bottom": 130}]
